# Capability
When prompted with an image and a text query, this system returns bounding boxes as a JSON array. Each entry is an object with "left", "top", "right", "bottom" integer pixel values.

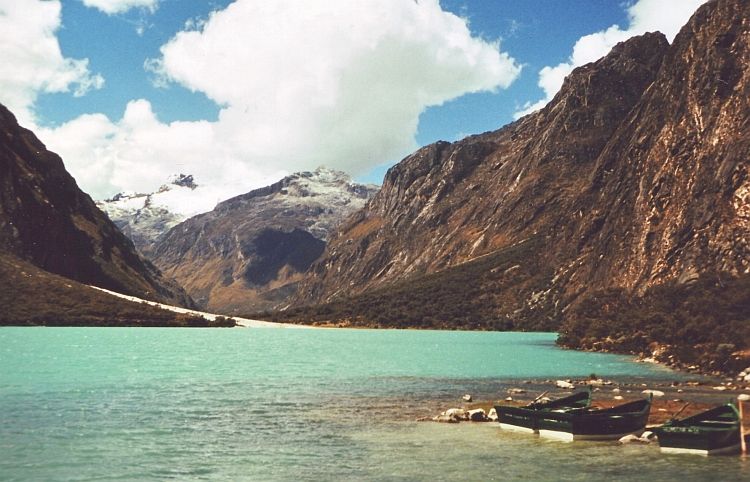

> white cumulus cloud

[
  {"left": 0, "top": 0, "right": 104, "bottom": 127},
  {"left": 37, "top": 99, "right": 287, "bottom": 203},
  {"left": 514, "top": 0, "right": 708, "bottom": 119},
  {"left": 40, "top": 0, "right": 521, "bottom": 203},
  {"left": 80, "top": 0, "right": 161, "bottom": 15}
]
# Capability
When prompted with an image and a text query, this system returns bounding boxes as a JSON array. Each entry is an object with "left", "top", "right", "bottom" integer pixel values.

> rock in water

[
  {"left": 467, "top": 409, "right": 487, "bottom": 422},
  {"left": 433, "top": 408, "right": 467, "bottom": 423},
  {"left": 642, "top": 390, "right": 665, "bottom": 398},
  {"left": 487, "top": 408, "right": 498, "bottom": 422}
]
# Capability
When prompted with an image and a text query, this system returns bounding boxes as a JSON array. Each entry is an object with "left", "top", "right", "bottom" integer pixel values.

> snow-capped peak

[{"left": 98, "top": 168, "right": 380, "bottom": 254}]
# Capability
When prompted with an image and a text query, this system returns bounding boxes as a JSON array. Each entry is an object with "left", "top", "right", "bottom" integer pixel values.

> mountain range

[
  {"left": 2, "top": 0, "right": 750, "bottom": 374},
  {"left": 267, "top": 0, "right": 750, "bottom": 374},
  {"left": 294, "top": 0, "right": 750, "bottom": 302},
  {"left": 144, "top": 167, "right": 378, "bottom": 314}
]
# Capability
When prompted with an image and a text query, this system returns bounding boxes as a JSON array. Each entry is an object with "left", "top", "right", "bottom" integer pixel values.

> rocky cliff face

[
  {"left": 0, "top": 102, "right": 194, "bottom": 308},
  {"left": 293, "top": 0, "right": 750, "bottom": 329},
  {"left": 572, "top": 0, "right": 750, "bottom": 294},
  {"left": 149, "top": 167, "right": 378, "bottom": 314}
]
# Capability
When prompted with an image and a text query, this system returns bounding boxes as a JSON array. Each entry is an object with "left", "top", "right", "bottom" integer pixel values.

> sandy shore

[{"left": 91, "top": 286, "right": 313, "bottom": 328}]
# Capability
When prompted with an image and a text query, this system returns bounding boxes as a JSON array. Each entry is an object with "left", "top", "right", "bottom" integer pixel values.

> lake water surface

[{"left": 2, "top": 327, "right": 748, "bottom": 480}]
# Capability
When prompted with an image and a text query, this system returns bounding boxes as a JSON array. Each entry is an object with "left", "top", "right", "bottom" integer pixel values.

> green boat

[
  {"left": 653, "top": 401, "right": 742, "bottom": 456},
  {"left": 494, "top": 388, "right": 592, "bottom": 434},
  {"left": 536, "top": 396, "right": 652, "bottom": 441}
]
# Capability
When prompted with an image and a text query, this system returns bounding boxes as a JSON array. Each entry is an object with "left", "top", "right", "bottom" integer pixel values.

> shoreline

[
  {"left": 60, "top": 292, "right": 750, "bottom": 382},
  {"left": 91, "top": 287, "right": 314, "bottom": 329},
  {"left": 426, "top": 377, "right": 750, "bottom": 426}
]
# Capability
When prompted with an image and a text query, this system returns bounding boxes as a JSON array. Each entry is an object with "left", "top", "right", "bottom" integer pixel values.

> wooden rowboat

[
  {"left": 536, "top": 396, "right": 652, "bottom": 441},
  {"left": 653, "top": 401, "right": 742, "bottom": 456},
  {"left": 494, "top": 388, "right": 592, "bottom": 434}
]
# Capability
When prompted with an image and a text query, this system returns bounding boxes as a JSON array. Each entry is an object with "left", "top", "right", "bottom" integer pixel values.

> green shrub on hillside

[
  {"left": 251, "top": 236, "right": 564, "bottom": 331},
  {"left": 0, "top": 252, "right": 234, "bottom": 327},
  {"left": 557, "top": 273, "right": 750, "bottom": 374}
]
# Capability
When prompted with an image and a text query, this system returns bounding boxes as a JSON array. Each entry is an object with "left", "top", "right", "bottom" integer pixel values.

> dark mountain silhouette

[{"left": 0, "top": 102, "right": 195, "bottom": 313}]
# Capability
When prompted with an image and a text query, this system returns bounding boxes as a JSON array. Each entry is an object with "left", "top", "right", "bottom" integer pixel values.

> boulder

[
  {"left": 487, "top": 408, "right": 498, "bottom": 422},
  {"left": 556, "top": 380, "right": 575, "bottom": 389},
  {"left": 508, "top": 388, "right": 526, "bottom": 394},
  {"left": 462, "top": 394, "right": 473, "bottom": 402},
  {"left": 433, "top": 414, "right": 460, "bottom": 423},
  {"left": 642, "top": 389, "right": 664, "bottom": 397},
  {"left": 619, "top": 432, "right": 655, "bottom": 444},
  {"left": 434, "top": 408, "right": 467, "bottom": 423},
  {"left": 738, "top": 394, "right": 750, "bottom": 402},
  {"left": 618, "top": 434, "right": 642, "bottom": 444},
  {"left": 467, "top": 409, "right": 487, "bottom": 422}
]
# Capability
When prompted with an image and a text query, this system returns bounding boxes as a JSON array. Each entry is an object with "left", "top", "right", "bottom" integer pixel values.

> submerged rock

[
  {"left": 467, "top": 409, "right": 487, "bottom": 422},
  {"left": 434, "top": 408, "right": 467, "bottom": 423},
  {"left": 619, "top": 432, "right": 655, "bottom": 445}
]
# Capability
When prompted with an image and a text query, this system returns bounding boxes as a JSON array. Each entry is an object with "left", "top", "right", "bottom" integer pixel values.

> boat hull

[
  {"left": 653, "top": 425, "right": 741, "bottom": 456},
  {"left": 539, "top": 410, "right": 648, "bottom": 440},
  {"left": 653, "top": 402, "right": 742, "bottom": 456},
  {"left": 495, "top": 407, "right": 541, "bottom": 433},
  {"left": 494, "top": 389, "right": 591, "bottom": 434}
]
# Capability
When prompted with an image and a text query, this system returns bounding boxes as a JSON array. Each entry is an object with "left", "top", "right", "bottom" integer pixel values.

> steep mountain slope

[
  {"left": 293, "top": 30, "right": 671, "bottom": 314},
  {"left": 150, "top": 167, "right": 378, "bottom": 314},
  {"left": 0, "top": 103, "right": 193, "bottom": 308},
  {"left": 0, "top": 249, "right": 230, "bottom": 326},
  {"left": 570, "top": 0, "right": 750, "bottom": 294},
  {"left": 292, "top": 0, "right": 750, "bottom": 351}
]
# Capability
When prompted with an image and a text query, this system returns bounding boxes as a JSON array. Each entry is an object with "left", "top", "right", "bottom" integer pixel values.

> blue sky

[{"left": 0, "top": 0, "right": 706, "bottom": 205}]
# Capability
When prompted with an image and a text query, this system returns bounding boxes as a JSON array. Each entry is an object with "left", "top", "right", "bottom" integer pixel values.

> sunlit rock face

[
  {"left": 148, "top": 167, "right": 379, "bottom": 314},
  {"left": 294, "top": 0, "right": 750, "bottom": 327}
]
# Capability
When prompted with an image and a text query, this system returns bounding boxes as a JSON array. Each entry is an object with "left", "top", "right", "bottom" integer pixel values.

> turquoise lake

[{"left": 2, "top": 327, "right": 748, "bottom": 481}]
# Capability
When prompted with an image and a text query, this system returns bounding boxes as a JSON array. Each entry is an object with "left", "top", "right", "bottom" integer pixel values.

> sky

[{"left": 0, "top": 0, "right": 708, "bottom": 207}]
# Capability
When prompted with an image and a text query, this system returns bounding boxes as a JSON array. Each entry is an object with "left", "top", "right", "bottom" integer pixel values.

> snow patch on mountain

[
  {"left": 96, "top": 174, "right": 218, "bottom": 254},
  {"left": 234, "top": 166, "right": 380, "bottom": 240},
  {"left": 98, "top": 168, "right": 379, "bottom": 255}
]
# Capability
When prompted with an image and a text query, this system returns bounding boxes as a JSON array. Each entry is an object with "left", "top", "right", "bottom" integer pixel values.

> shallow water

[{"left": 1, "top": 327, "right": 747, "bottom": 481}]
